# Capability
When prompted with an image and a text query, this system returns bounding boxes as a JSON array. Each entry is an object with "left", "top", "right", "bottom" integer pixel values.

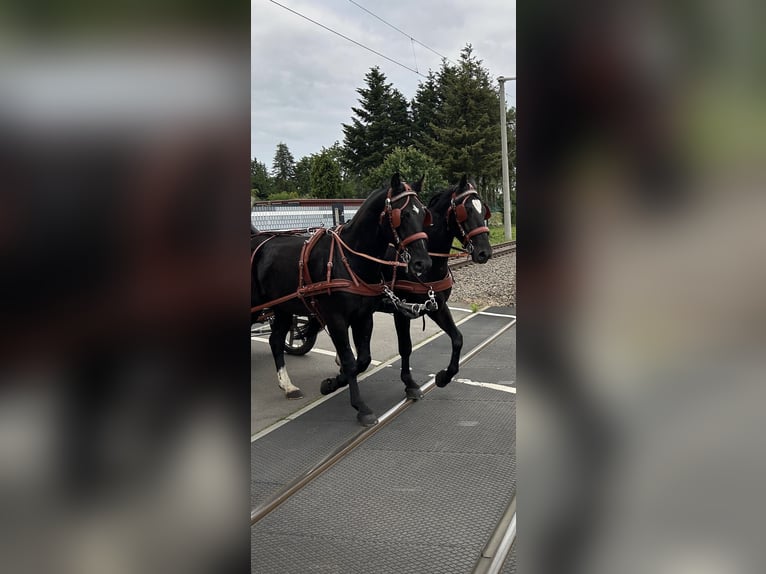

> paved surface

[
  {"left": 251, "top": 306, "right": 516, "bottom": 573},
  {"left": 251, "top": 303, "right": 478, "bottom": 435}
]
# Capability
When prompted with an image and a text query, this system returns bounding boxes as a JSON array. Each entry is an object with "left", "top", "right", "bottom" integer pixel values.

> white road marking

[
  {"left": 250, "top": 336, "right": 381, "bottom": 365},
  {"left": 453, "top": 377, "right": 516, "bottom": 394},
  {"left": 447, "top": 306, "right": 516, "bottom": 319},
  {"left": 476, "top": 311, "right": 517, "bottom": 319}
]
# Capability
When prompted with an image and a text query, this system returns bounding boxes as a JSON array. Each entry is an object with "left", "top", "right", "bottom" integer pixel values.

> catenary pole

[{"left": 498, "top": 76, "right": 516, "bottom": 240}]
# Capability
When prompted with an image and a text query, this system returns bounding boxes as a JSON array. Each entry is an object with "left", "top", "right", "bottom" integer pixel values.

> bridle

[
  {"left": 379, "top": 183, "right": 431, "bottom": 264},
  {"left": 446, "top": 183, "right": 491, "bottom": 254}
]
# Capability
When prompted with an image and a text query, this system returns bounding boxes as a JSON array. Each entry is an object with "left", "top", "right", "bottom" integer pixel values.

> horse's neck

[
  {"left": 339, "top": 211, "right": 388, "bottom": 279},
  {"left": 424, "top": 199, "right": 454, "bottom": 277}
]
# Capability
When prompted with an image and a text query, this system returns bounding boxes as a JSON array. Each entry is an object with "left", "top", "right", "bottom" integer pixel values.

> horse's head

[
  {"left": 447, "top": 175, "right": 493, "bottom": 263},
  {"left": 380, "top": 173, "right": 432, "bottom": 276}
]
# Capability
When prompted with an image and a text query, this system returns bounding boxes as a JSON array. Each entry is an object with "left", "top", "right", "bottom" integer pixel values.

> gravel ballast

[{"left": 449, "top": 252, "right": 516, "bottom": 308}]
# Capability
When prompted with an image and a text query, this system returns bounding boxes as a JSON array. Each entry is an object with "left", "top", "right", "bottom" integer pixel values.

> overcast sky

[{"left": 252, "top": 0, "right": 516, "bottom": 164}]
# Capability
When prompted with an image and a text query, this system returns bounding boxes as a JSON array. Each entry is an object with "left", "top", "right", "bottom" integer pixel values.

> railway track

[
  {"left": 449, "top": 240, "right": 516, "bottom": 270},
  {"left": 251, "top": 316, "right": 516, "bottom": 527},
  {"left": 251, "top": 308, "right": 518, "bottom": 573}
]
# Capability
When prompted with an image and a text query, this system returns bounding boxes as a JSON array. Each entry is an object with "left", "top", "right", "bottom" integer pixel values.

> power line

[
  {"left": 269, "top": 0, "right": 427, "bottom": 78},
  {"left": 346, "top": 0, "right": 454, "bottom": 65}
]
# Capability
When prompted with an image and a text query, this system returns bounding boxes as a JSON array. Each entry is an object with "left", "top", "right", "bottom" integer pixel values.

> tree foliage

[
  {"left": 294, "top": 156, "right": 312, "bottom": 197},
  {"left": 310, "top": 149, "right": 342, "bottom": 199},
  {"left": 342, "top": 66, "right": 412, "bottom": 181},
  {"left": 410, "top": 70, "right": 443, "bottom": 151},
  {"left": 427, "top": 45, "right": 503, "bottom": 206},
  {"left": 364, "top": 146, "right": 447, "bottom": 203},
  {"left": 271, "top": 142, "right": 296, "bottom": 194},
  {"left": 250, "top": 157, "right": 271, "bottom": 200}
]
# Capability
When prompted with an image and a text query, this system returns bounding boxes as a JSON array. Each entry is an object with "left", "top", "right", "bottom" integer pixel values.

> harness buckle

[{"left": 425, "top": 288, "right": 438, "bottom": 312}]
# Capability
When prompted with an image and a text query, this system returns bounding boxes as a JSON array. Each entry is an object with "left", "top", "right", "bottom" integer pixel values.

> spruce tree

[
  {"left": 294, "top": 156, "right": 313, "bottom": 197},
  {"left": 411, "top": 70, "right": 442, "bottom": 150},
  {"left": 342, "top": 66, "right": 413, "bottom": 182},
  {"left": 271, "top": 142, "right": 296, "bottom": 194},
  {"left": 428, "top": 45, "right": 503, "bottom": 205},
  {"left": 250, "top": 157, "right": 272, "bottom": 200},
  {"left": 310, "top": 149, "right": 342, "bottom": 199}
]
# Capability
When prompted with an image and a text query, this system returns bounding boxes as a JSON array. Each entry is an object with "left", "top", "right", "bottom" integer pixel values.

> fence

[{"left": 251, "top": 199, "right": 364, "bottom": 232}]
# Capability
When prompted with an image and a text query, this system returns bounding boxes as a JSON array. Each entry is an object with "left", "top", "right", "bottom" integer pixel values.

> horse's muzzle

[
  {"left": 473, "top": 249, "right": 491, "bottom": 264},
  {"left": 409, "top": 257, "right": 431, "bottom": 276}
]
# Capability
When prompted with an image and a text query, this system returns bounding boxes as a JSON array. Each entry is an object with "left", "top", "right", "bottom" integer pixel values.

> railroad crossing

[{"left": 251, "top": 304, "right": 516, "bottom": 573}]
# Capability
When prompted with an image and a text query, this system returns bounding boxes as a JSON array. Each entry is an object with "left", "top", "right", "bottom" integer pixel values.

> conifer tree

[
  {"left": 271, "top": 142, "right": 296, "bottom": 193},
  {"left": 428, "top": 45, "right": 503, "bottom": 204},
  {"left": 342, "top": 66, "right": 412, "bottom": 181},
  {"left": 250, "top": 157, "right": 272, "bottom": 200}
]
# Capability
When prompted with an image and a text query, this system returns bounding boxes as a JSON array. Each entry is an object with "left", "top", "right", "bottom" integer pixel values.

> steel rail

[
  {"left": 449, "top": 240, "right": 516, "bottom": 270},
  {"left": 472, "top": 494, "right": 517, "bottom": 574},
  {"left": 250, "top": 317, "right": 517, "bottom": 525}
]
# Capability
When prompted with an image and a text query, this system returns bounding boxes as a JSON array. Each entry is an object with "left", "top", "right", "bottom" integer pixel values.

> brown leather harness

[
  {"left": 392, "top": 185, "right": 491, "bottom": 299},
  {"left": 445, "top": 183, "right": 491, "bottom": 254},
  {"left": 250, "top": 185, "right": 429, "bottom": 316}
]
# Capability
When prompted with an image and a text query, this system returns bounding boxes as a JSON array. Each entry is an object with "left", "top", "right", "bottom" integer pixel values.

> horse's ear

[
  {"left": 459, "top": 174, "right": 468, "bottom": 190},
  {"left": 413, "top": 175, "right": 425, "bottom": 193},
  {"left": 390, "top": 172, "right": 401, "bottom": 191}
]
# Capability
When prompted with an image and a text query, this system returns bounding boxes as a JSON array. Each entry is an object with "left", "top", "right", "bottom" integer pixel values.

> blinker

[{"left": 390, "top": 208, "right": 401, "bottom": 228}]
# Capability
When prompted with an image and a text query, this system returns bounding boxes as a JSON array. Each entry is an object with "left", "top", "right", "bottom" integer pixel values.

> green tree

[
  {"left": 364, "top": 146, "right": 447, "bottom": 203},
  {"left": 411, "top": 70, "right": 442, "bottom": 151},
  {"left": 310, "top": 149, "right": 342, "bottom": 199},
  {"left": 271, "top": 142, "right": 296, "bottom": 194},
  {"left": 250, "top": 157, "right": 271, "bottom": 200},
  {"left": 428, "top": 45, "right": 503, "bottom": 206},
  {"left": 294, "top": 155, "right": 313, "bottom": 197},
  {"left": 325, "top": 141, "right": 362, "bottom": 197},
  {"left": 342, "top": 66, "right": 412, "bottom": 181}
]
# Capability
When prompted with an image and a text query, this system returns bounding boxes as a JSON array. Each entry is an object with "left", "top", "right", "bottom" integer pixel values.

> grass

[{"left": 488, "top": 224, "right": 515, "bottom": 245}]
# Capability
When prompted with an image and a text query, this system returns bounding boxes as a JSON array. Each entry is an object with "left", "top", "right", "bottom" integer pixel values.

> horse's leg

[
  {"left": 393, "top": 312, "right": 423, "bottom": 400},
  {"left": 321, "top": 312, "right": 373, "bottom": 393},
  {"left": 428, "top": 306, "right": 463, "bottom": 388},
  {"left": 352, "top": 313, "right": 374, "bottom": 375},
  {"left": 268, "top": 311, "right": 303, "bottom": 399},
  {"left": 321, "top": 315, "right": 377, "bottom": 426}
]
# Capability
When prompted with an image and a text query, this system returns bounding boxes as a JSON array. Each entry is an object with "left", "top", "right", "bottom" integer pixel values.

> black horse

[
  {"left": 251, "top": 174, "right": 432, "bottom": 426},
  {"left": 381, "top": 175, "right": 493, "bottom": 398}
]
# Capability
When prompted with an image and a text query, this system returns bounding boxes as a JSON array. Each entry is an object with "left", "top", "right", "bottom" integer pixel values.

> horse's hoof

[
  {"left": 405, "top": 386, "right": 424, "bottom": 400},
  {"left": 357, "top": 412, "right": 379, "bottom": 427},
  {"left": 320, "top": 378, "right": 336, "bottom": 395},
  {"left": 286, "top": 389, "right": 304, "bottom": 400},
  {"left": 435, "top": 371, "right": 451, "bottom": 388}
]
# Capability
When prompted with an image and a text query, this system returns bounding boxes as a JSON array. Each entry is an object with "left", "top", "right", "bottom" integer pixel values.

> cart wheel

[{"left": 284, "top": 315, "right": 317, "bottom": 356}]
